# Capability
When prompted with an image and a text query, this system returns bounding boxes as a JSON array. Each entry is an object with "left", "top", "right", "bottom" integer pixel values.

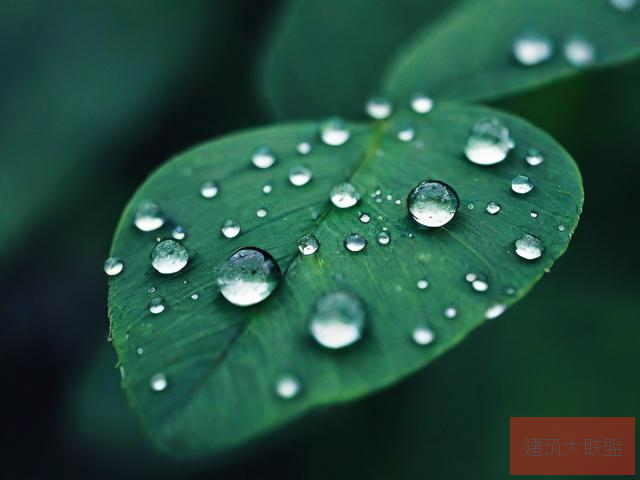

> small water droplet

[
  {"left": 289, "top": 165, "right": 312, "bottom": 186},
  {"left": 330, "top": 182, "right": 360, "bottom": 208},
  {"left": 200, "top": 181, "right": 219, "bottom": 199},
  {"left": 171, "top": 226, "right": 186, "bottom": 240},
  {"left": 221, "top": 219, "right": 241, "bottom": 238},
  {"left": 558, "top": 224, "right": 566, "bottom": 232},
  {"left": 104, "top": 257, "right": 124, "bottom": 276},
  {"left": 444, "top": 306, "right": 458, "bottom": 319},
  {"left": 564, "top": 36, "right": 595, "bottom": 67},
  {"left": 530, "top": 211, "right": 538, "bottom": 218},
  {"left": 275, "top": 373, "right": 301, "bottom": 399},
  {"left": 471, "top": 276, "right": 489, "bottom": 292},
  {"left": 151, "top": 240, "right": 189, "bottom": 274},
  {"left": 134, "top": 200, "right": 165, "bottom": 232},
  {"left": 136, "top": 347, "right": 144, "bottom": 355},
  {"left": 410, "top": 92, "right": 433, "bottom": 114},
  {"left": 190, "top": 293, "right": 199, "bottom": 300},
  {"left": 359, "top": 213, "right": 371, "bottom": 224},
  {"left": 344, "top": 233, "right": 367, "bottom": 252},
  {"left": 505, "top": 286, "right": 516, "bottom": 295},
  {"left": 525, "top": 148, "right": 544, "bottom": 166},
  {"left": 297, "top": 141, "right": 312, "bottom": 155},
  {"left": 610, "top": 0, "right": 637, "bottom": 10},
  {"left": 377, "top": 231, "right": 390, "bottom": 245},
  {"left": 309, "top": 291, "right": 366, "bottom": 349},
  {"left": 150, "top": 372, "right": 167, "bottom": 391},
  {"left": 298, "top": 233, "right": 319, "bottom": 255},
  {"left": 513, "top": 31, "right": 554, "bottom": 66},
  {"left": 412, "top": 324, "right": 435, "bottom": 346},
  {"left": 467, "top": 202, "right": 475, "bottom": 210},
  {"left": 396, "top": 123, "right": 415, "bottom": 142},
  {"left": 515, "top": 234, "right": 544, "bottom": 260},
  {"left": 147, "top": 286, "right": 156, "bottom": 294},
  {"left": 215, "top": 248, "right": 281, "bottom": 307},
  {"left": 365, "top": 96, "right": 392, "bottom": 119},
  {"left": 486, "top": 201, "right": 501, "bottom": 214},
  {"left": 256, "top": 208, "right": 268, "bottom": 218},
  {"left": 465, "top": 273, "right": 477, "bottom": 282},
  {"left": 511, "top": 174, "right": 534, "bottom": 194},
  {"left": 262, "top": 183, "right": 273, "bottom": 194},
  {"left": 465, "top": 118, "right": 514, "bottom": 166},
  {"left": 252, "top": 146, "right": 277, "bottom": 168},
  {"left": 485, "top": 304, "right": 507, "bottom": 319},
  {"left": 417, "top": 279, "right": 429, "bottom": 290},
  {"left": 149, "top": 297, "right": 165, "bottom": 314},
  {"left": 320, "top": 117, "right": 350, "bottom": 146},
  {"left": 407, "top": 180, "right": 459, "bottom": 228}
]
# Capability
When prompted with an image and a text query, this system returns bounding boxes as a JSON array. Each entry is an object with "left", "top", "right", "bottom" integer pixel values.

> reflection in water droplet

[
  {"left": 564, "top": 37, "right": 595, "bottom": 67},
  {"left": 171, "top": 226, "right": 186, "bottom": 240},
  {"left": 407, "top": 180, "right": 459, "bottom": 228},
  {"left": 486, "top": 201, "right": 501, "bottom": 214},
  {"left": 200, "top": 181, "right": 219, "bottom": 199},
  {"left": 365, "top": 96, "right": 392, "bottom": 119},
  {"left": 298, "top": 233, "right": 319, "bottom": 255},
  {"left": 221, "top": 219, "right": 241, "bottom": 238},
  {"left": 511, "top": 175, "right": 534, "bottom": 194},
  {"left": 359, "top": 213, "right": 371, "bottom": 224},
  {"left": 256, "top": 208, "right": 268, "bottom": 218},
  {"left": 309, "top": 291, "right": 366, "bottom": 349},
  {"left": 151, "top": 240, "right": 189, "bottom": 274},
  {"left": 410, "top": 93, "right": 434, "bottom": 114},
  {"left": 377, "top": 231, "right": 390, "bottom": 245},
  {"left": 417, "top": 279, "right": 429, "bottom": 290},
  {"left": 515, "top": 234, "right": 544, "bottom": 260},
  {"left": 512, "top": 31, "right": 554, "bottom": 66},
  {"left": 134, "top": 200, "right": 165, "bottom": 232},
  {"left": 150, "top": 373, "right": 167, "bottom": 391},
  {"left": 289, "top": 165, "right": 312, "bottom": 186},
  {"left": 525, "top": 148, "right": 544, "bottom": 166},
  {"left": 344, "top": 233, "right": 367, "bottom": 252},
  {"left": 252, "top": 146, "right": 277, "bottom": 168},
  {"left": 444, "top": 306, "right": 458, "bottom": 319},
  {"left": 297, "top": 141, "right": 312, "bottom": 155},
  {"left": 275, "top": 373, "right": 301, "bottom": 399},
  {"left": 330, "top": 182, "right": 360, "bottom": 208},
  {"left": 149, "top": 297, "right": 165, "bottom": 314},
  {"left": 412, "top": 324, "right": 435, "bottom": 346},
  {"left": 104, "top": 257, "right": 124, "bottom": 276},
  {"left": 485, "top": 304, "right": 507, "bottom": 319},
  {"left": 215, "top": 248, "right": 281, "bottom": 307},
  {"left": 465, "top": 118, "right": 514, "bottom": 166},
  {"left": 320, "top": 117, "right": 350, "bottom": 146}
]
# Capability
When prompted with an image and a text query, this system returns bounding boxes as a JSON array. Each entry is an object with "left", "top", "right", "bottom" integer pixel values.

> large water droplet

[
  {"left": 298, "top": 233, "right": 319, "bottom": 255},
  {"left": 610, "top": 0, "right": 637, "bottom": 10},
  {"left": 407, "top": 180, "right": 459, "bottom": 228},
  {"left": 221, "top": 219, "right": 241, "bottom": 238},
  {"left": 151, "top": 240, "right": 189, "bottom": 274},
  {"left": 511, "top": 174, "right": 534, "bottom": 194},
  {"left": 344, "top": 233, "right": 367, "bottom": 252},
  {"left": 150, "top": 372, "right": 167, "bottom": 391},
  {"left": 525, "top": 148, "right": 544, "bottom": 166},
  {"left": 200, "top": 181, "right": 219, "bottom": 199},
  {"left": 377, "top": 231, "right": 390, "bottom": 245},
  {"left": 215, "top": 248, "right": 281, "bottom": 307},
  {"left": 486, "top": 201, "right": 501, "bottom": 215},
  {"left": 252, "top": 146, "right": 277, "bottom": 169},
  {"left": 134, "top": 200, "right": 165, "bottom": 232},
  {"left": 330, "top": 182, "right": 360, "bottom": 208},
  {"left": 309, "top": 291, "right": 366, "bottom": 349},
  {"left": 104, "top": 257, "right": 124, "bottom": 276},
  {"left": 149, "top": 297, "right": 165, "bottom": 314},
  {"left": 485, "top": 304, "right": 507, "bottom": 319},
  {"left": 464, "top": 118, "right": 514, "bottom": 166},
  {"left": 515, "top": 234, "right": 544, "bottom": 260},
  {"left": 320, "top": 117, "right": 350, "bottom": 146},
  {"left": 564, "top": 37, "right": 595, "bottom": 67},
  {"left": 512, "top": 31, "right": 554, "bottom": 66},
  {"left": 410, "top": 93, "right": 433, "bottom": 114},
  {"left": 412, "top": 324, "right": 435, "bottom": 346},
  {"left": 365, "top": 96, "right": 392, "bottom": 119},
  {"left": 275, "top": 373, "right": 301, "bottom": 399},
  {"left": 289, "top": 165, "right": 312, "bottom": 186}
]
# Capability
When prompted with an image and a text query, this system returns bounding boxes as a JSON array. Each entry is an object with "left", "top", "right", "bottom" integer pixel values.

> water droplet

[
  {"left": 359, "top": 213, "right": 371, "bottom": 224},
  {"left": 171, "top": 226, "right": 186, "bottom": 240},
  {"left": 377, "top": 231, "right": 390, "bottom": 245},
  {"left": 610, "top": 0, "right": 637, "bottom": 10},
  {"left": 417, "top": 279, "right": 429, "bottom": 290},
  {"left": 149, "top": 297, "right": 165, "bottom": 314},
  {"left": 564, "top": 36, "right": 595, "bottom": 67},
  {"left": 309, "top": 291, "right": 366, "bottom": 349},
  {"left": 150, "top": 240, "right": 189, "bottom": 274},
  {"left": 486, "top": 201, "right": 501, "bottom": 214},
  {"left": 252, "top": 146, "right": 277, "bottom": 169},
  {"left": 136, "top": 347, "right": 144, "bottom": 355},
  {"left": 410, "top": 93, "right": 433, "bottom": 114},
  {"left": 262, "top": 183, "right": 273, "bottom": 194},
  {"left": 147, "top": 286, "right": 156, "bottom": 294},
  {"left": 407, "top": 180, "right": 459, "bottom": 228},
  {"left": 485, "top": 304, "right": 507, "bottom": 319},
  {"left": 134, "top": 200, "right": 165, "bottom": 232},
  {"left": 444, "top": 306, "right": 458, "bottom": 319},
  {"left": 515, "top": 234, "right": 544, "bottom": 260},
  {"left": 558, "top": 224, "right": 566, "bottom": 232},
  {"left": 320, "top": 117, "right": 350, "bottom": 146},
  {"left": 103, "top": 257, "right": 123, "bottom": 276},
  {"left": 525, "top": 148, "right": 544, "bottom": 166},
  {"left": 289, "top": 165, "right": 312, "bottom": 186},
  {"left": 511, "top": 175, "right": 534, "bottom": 194},
  {"left": 297, "top": 141, "right": 312, "bottom": 155},
  {"left": 397, "top": 123, "right": 415, "bottom": 142},
  {"left": 298, "top": 233, "right": 319, "bottom": 255},
  {"left": 150, "top": 372, "right": 167, "bottom": 391},
  {"left": 412, "top": 324, "right": 435, "bottom": 346},
  {"left": 465, "top": 273, "right": 477, "bottom": 282},
  {"left": 330, "top": 182, "right": 360, "bottom": 208},
  {"left": 513, "top": 31, "right": 554, "bottom": 66},
  {"left": 365, "top": 96, "right": 392, "bottom": 119},
  {"left": 215, "top": 248, "right": 281, "bottom": 307},
  {"left": 200, "top": 181, "right": 219, "bottom": 199},
  {"left": 465, "top": 118, "right": 514, "bottom": 166},
  {"left": 344, "top": 233, "right": 367, "bottom": 252},
  {"left": 505, "top": 286, "right": 516, "bottom": 296},
  {"left": 275, "top": 373, "right": 301, "bottom": 399},
  {"left": 221, "top": 219, "right": 241, "bottom": 238},
  {"left": 190, "top": 293, "right": 199, "bottom": 300},
  {"left": 471, "top": 276, "right": 489, "bottom": 292},
  {"left": 530, "top": 211, "right": 538, "bottom": 218},
  {"left": 256, "top": 208, "right": 268, "bottom": 218},
  {"left": 467, "top": 202, "right": 475, "bottom": 210}
]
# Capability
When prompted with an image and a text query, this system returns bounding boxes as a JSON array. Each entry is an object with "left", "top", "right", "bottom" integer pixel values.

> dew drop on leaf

[
  {"left": 344, "top": 233, "right": 367, "bottom": 252},
  {"left": 407, "top": 180, "right": 459, "bottom": 228},
  {"left": 221, "top": 219, "right": 241, "bottom": 238},
  {"left": 171, "top": 226, "right": 186, "bottom": 240},
  {"left": 134, "top": 200, "right": 165, "bottom": 232},
  {"left": 256, "top": 208, "right": 268, "bottom": 218},
  {"left": 150, "top": 239, "right": 189, "bottom": 274},
  {"left": 512, "top": 31, "right": 554, "bottom": 66},
  {"left": 410, "top": 92, "right": 433, "bottom": 114},
  {"left": 252, "top": 146, "right": 277, "bottom": 169},
  {"left": 416, "top": 279, "right": 429, "bottom": 290},
  {"left": 149, "top": 297, "right": 165, "bottom": 315},
  {"left": 275, "top": 373, "right": 302, "bottom": 399},
  {"left": 377, "top": 231, "right": 390, "bottom": 245},
  {"left": 288, "top": 165, "right": 312, "bottom": 186},
  {"left": 525, "top": 148, "right": 544, "bottom": 166},
  {"left": 297, "top": 233, "right": 319, "bottom": 255},
  {"left": 444, "top": 306, "right": 458, "bottom": 318},
  {"left": 150, "top": 372, "right": 167, "bottom": 392},
  {"left": 486, "top": 201, "right": 501, "bottom": 214},
  {"left": 515, "top": 234, "right": 544, "bottom": 260},
  {"left": 609, "top": 0, "right": 637, "bottom": 11},
  {"left": 262, "top": 183, "right": 273, "bottom": 194},
  {"left": 511, "top": 174, "right": 534, "bottom": 194},
  {"left": 309, "top": 291, "right": 366, "bottom": 349},
  {"left": 359, "top": 213, "right": 371, "bottom": 224},
  {"left": 296, "top": 141, "right": 312, "bottom": 155},
  {"left": 485, "top": 304, "right": 507, "bottom": 319},
  {"left": 200, "top": 181, "right": 219, "bottom": 199},
  {"left": 365, "top": 96, "right": 393, "bottom": 120},
  {"left": 464, "top": 118, "right": 514, "bottom": 166},
  {"left": 320, "top": 117, "right": 350, "bottom": 146},
  {"left": 412, "top": 324, "right": 435, "bottom": 346},
  {"left": 103, "top": 257, "right": 124, "bottom": 276},
  {"left": 564, "top": 36, "right": 595, "bottom": 67},
  {"left": 330, "top": 182, "right": 360, "bottom": 208}
]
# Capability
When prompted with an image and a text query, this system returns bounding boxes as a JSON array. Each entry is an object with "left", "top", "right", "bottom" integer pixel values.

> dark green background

[{"left": 1, "top": 1, "right": 637, "bottom": 479}]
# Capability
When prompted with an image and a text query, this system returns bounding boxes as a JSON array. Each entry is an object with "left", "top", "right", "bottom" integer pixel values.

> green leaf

[
  {"left": 256, "top": 0, "right": 459, "bottom": 119},
  {"left": 108, "top": 103, "right": 582, "bottom": 456},
  {"left": 0, "top": 0, "right": 230, "bottom": 264},
  {"left": 383, "top": 0, "right": 640, "bottom": 103}
]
